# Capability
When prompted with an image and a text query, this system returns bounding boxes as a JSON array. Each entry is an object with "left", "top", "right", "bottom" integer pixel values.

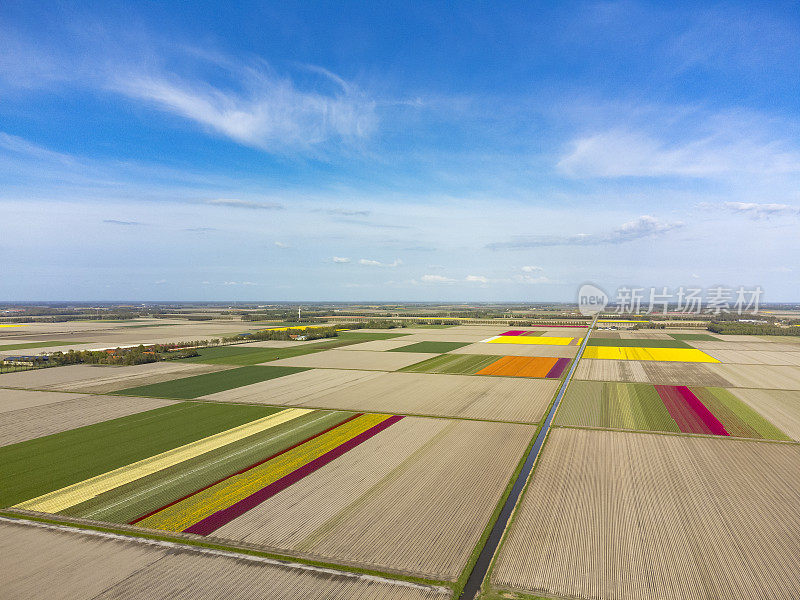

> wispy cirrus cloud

[
  {"left": 723, "top": 202, "right": 800, "bottom": 218},
  {"left": 203, "top": 198, "right": 283, "bottom": 210},
  {"left": 488, "top": 215, "right": 683, "bottom": 249},
  {"left": 103, "top": 219, "right": 142, "bottom": 226},
  {"left": 332, "top": 256, "right": 351, "bottom": 263},
  {"left": 558, "top": 127, "right": 800, "bottom": 179},
  {"left": 108, "top": 58, "right": 378, "bottom": 153},
  {"left": 325, "top": 208, "right": 371, "bottom": 217}
]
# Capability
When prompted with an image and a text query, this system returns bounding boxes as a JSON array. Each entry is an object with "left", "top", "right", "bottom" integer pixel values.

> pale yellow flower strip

[
  {"left": 486, "top": 336, "right": 576, "bottom": 346},
  {"left": 16, "top": 408, "right": 313, "bottom": 513},
  {"left": 582, "top": 346, "right": 720, "bottom": 363},
  {"left": 137, "top": 413, "right": 391, "bottom": 532}
]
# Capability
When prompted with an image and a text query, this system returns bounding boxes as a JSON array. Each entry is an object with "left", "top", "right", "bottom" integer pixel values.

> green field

[
  {"left": 388, "top": 341, "right": 470, "bottom": 353},
  {"left": 335, "top": 331, "right": 410, "bottom": 341},
  {"left": 114, "top": 365, "right": 307, "bottom": 399},
  {"left": 400, "top": 354, "right": 501, "bottom": 374},
  {"left": 669, "top": 333, "right": 720, "bottom": 341},
  {"left": 180, "top": 332, "right": 409, "bottom": 366},
  {"left": 61, "top": 409, "right": 354, "bottom": 523},
  {"left": 0, "top": 402, "right": 283, "bottom": 507},
  {"left": 556, "top": 381, "right": 680, "bottom": 432},
  {"left": 585, "top": 338, "right": 691, "bottom": 348},
  {"left": 0, "top": 340, "right": 85, "bottom": 351}
]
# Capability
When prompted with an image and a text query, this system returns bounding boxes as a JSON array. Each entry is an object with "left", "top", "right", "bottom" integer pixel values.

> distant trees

[{"left": 707, "top": 322, "right": 800, "bottom": 336}]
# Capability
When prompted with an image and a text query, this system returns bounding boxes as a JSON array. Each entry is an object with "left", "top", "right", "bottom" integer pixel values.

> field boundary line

[{"left": 0, "top": 515, "right": 453, "bottom": 596}]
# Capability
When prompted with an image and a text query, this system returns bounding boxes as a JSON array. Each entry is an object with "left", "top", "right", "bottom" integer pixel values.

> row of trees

[
  {"left": 49, "top": 346, "right": 199, "bottom": 367},
  {"left": 707, "top": 322, "right": 800, "bottom": 336}
]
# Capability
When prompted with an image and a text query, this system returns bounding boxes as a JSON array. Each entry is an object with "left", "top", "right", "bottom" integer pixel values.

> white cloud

[
  {"left": 274, "top": 241, "right": 289, "bottom": 248},
  {"left": 488, "top": 215, "right": 683, "bottom": 249},
  {"left": 521, "top": 265, "right": 543, "bottom": 272},
  {"left": 421, "top": 274, "right": 456, "bottom": 283},
  {"left": 332, "top": 256, "right": 351, "bottom": 263},
  {"left": 465, "top": 275, "right": 489, "bottom": 283},
  {"left": 723, "top": 202, "right": 799, "bottom": 218},
  {"left": 153, "top": 279, "right": 167, "bottom": 284},
  {"left": 359, "top": 258, "right": 402, "bottom": 268}
]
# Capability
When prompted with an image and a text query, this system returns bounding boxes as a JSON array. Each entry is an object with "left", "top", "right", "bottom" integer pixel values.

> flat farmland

[
  {"left": 701, "top": 349, "right": 800, "bottom": 365},
  {"left": 475, "top": 356, "right": 570, "bottom": 379},
  {"left": 582, "top": 346, "right": 719, "bottom": 363},
  {"left": 575, "top": 359, "right": 734, "bottom": 386},
  {"left": 454, "top": 342, "right": 576, "bottom": 358},
  {"left": 217, "top": 371, "right": 558, "bottom": 422},
  {"left": 0, "top": 388, "right": 88, "bottom": 413},
  {"left": 0, "top": 520, "right": 450, "bottom": 600},
  {"left": 340, "top": 339, "right": 422, "bottom": 351},
  {"left": 204, "top": 417, "right": 535, "bottom": 580},
  {"left": 710, "top": 363, "right": 800, "bottom": 390},
  {"left": 199, "top": 368, "right": 380, "bottom": 405},
  {"left": 399, "top": 354, "right": 502, "bottom": 375},
  {"left": 729, "top": 389, "right": 800, "bottom": 441},
  {"left": 264, "top": 349, "right": 440, "bottom": 371},
  {"left": 387, "top": 341, "right": 471, "bottom": 353},
  {"left": 0, "top": 402, "right": 289, "bottom": 508},
  {"left": 486, "top": 335, "right": 578, "bottom": 346},
  {"left": 688, "top": 340, "right": 800, "bottom": 352},
  {"left": 0, "top": 393, "right": 177, "bottom": 446},
  {"left": 491, "top": 428, "right": 800, "bottom": 600},
  {"left": 0, "top": 362, "right": 233, "bottom": 392},
  {"left": 556, "top": 381, "right": 789, "bottom": 439},
  {"left": 113, "top": 365, "right": 309, "bottom": 399}
]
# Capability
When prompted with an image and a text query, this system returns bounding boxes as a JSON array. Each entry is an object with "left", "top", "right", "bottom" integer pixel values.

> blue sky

[{"left": 1, "top": 1, "right": 799, "bottom": 301}]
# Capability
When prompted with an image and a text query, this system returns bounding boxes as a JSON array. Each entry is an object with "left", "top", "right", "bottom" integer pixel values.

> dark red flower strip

[
  {"left": 655, "top": 385, "right": 712, "bottom": 434},
  {"left": 545, "top": 357, "right": 571, "bottom": 378},
  {"left": 676, "top": 386, "right": 729, "bottom": 436},
  {"left": 129, "top": 412, "right": 364, "bottom": 525},
  {"left": 183, "top": 415, "right": 405, "bottom": 536},
  {"left": 500, "top": 330, "right": 525, "bottom": 336}
]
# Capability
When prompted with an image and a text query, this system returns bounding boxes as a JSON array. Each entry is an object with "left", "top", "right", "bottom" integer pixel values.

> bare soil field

[
  {"left": 0, "top": 362, "right": 232, "bottom": 392},
  {"left": 618, "top": 331, "right": 674, "bottom": 339},
  {"left": 241, "top": 371, "right": 558, "bottom": 422},
  {"left": 0, "top": 519, "right": 450, "bottom": 600},
  {"left": 575, "top": 359, "right": 733, "bottom": 386},
  {"left": 702, "top": 350, "right": 800, "bottom": 366},
  {"left": 688, "top": 341, "right": 800, "bottom": 352},
  {"left": 338, "top": 339, "right": 422, "bottom": 351},
  {"left": 0, "top": 394, "right": 176, "bottom": 446},
  {"left": 0, "top": 389, "right": 86, "bottom": 413},
  {"left": 264, "top": 349, "right": 439, "bottom": 371},
  {"left": 200, "top": 368, "right": 381, "bottom": 405},
  {"left": 210, "top": 417, "right": 535, "bottom": 580},
  {"left": 710, "top": 364, "right": 800, "bottom": 390},
  {"left": 730, "top": 389, "right": 800, "bottom": 440},
  {"left": 453, "top": 342, "right": 576, "bottom": 358},
  {"left": 492, "top": 428, "right": 800, "bottom": 600}
]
